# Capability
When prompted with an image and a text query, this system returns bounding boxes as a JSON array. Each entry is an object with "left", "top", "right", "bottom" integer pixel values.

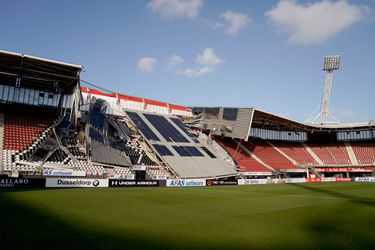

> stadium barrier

[
  {"left": 109, "top": 179, "right": 165, "bottom": 187},
  {"left": 45, "top": 178, "right": 109, "bottom": 188},
  {"left": 0, "top": 177, "right": 46, "bottom": 188},
  {"left": 166, "top": 179, "right": 206, "bottom": 187},
  {"left": 0, "top": 176, "right": 364, "bottom": 189},
  {"left": 354, "top": 177, "right": 375, "bottom": 182},
  {"left": 206, "top": 179, "right": 238, "bottom": 186}
]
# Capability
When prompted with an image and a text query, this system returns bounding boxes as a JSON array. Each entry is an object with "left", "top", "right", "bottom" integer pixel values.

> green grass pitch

[{"left": 1, "top": 182, "right": 374, "bottom": 249}]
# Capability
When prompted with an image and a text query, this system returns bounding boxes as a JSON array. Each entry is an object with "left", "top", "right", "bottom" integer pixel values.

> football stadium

[
  {"left": 0, "top": 49, "right": 374, "bottom": 249},
  {"left": 1, "top": 1, "right": 375, "bottom": 249}
]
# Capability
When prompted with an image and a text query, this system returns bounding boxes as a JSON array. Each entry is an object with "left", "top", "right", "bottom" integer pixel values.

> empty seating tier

[
  {"left": 215, "top": 137, "right": 272, "bottom": 172},
  {"left": 272, "top": 141, "right": 317, "bottom": 165},
  {"left": 350, "top": 141, "right": 375, "bottom": 164},
  {"left": 3, "top": 112, "right": 54, "bottom": 151},
  {"left": 244, "top": 140, "right": 298, "bottom": 169},
  {"left": 307, "top": 142, "right": 351, "bottom": 165}
]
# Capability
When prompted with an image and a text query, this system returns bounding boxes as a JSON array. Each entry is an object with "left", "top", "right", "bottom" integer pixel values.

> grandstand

[
  {"left": 193, "top": 107, "right": 375, "bottom": 178},
  {"left": 0, "top": 49, "right": 374, "bottom": 181}
]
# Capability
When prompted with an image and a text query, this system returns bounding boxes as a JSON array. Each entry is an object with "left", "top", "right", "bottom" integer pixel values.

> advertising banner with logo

[
  {"left": 238, "top": 179, "right": 268, "bottom": 185},
  {"left": 305, "top": 178, "right": 322, "bottom": 183},
  {"left": 109, "top": 180, "right": 160, "bottom": 187},
  {"left": 285, "top": 178, "right": 306, "bottom": 183},
  {"left": 166, "top": 179, "right": 206, "bottom": 187},
  {"left": 335, "top": 177, "right": 351, "bottom": 182},
  {"left": 317, "top": 167, "right": 373, "bottom": 172},
  {"left": 206, "top": 179, "right": 238, "bottom": 186},
  {"left": 322, "top": 177, "right": 336, "bottom": 182},
  {"left": 46, "top": 178, "right": 108, "bottom": 188},
  {"left": 0, "top": 177, "right": 46, "bottom": 189},
  {"left": 132, "top": 165, "right": 146, "bottom": 171},
  {"left": 242, "top": 172, "right": 272, "bottom": 176},
  {"left": 42, "top": 169, "right": 86, "bottom": 177},
  {"left": 354, "top": 177, "right": 375, "bottom": 182},
  {"left": 280, "top": 169, "right": 306, "bottom": 173}
]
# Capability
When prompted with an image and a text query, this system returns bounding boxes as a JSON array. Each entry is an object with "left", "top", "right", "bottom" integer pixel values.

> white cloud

[
  {"left": 147, "top": 0, "right": 203, "bottom": 19},
  {"left": 265, "top": 0, "right": 367, "bottom": 44},
  {"left": 137, "top": 57, "right": 157, "bottom": 72},
  {"left": 196, "top": 48, "right": 222, "bottom": 67},
  {"left": 220, "top": 11, "right": 251, "bottom": 35},
  {"left": 168, "top": 54, "right": 184, "bottom": 70},
  {"left": 179, "top": 48, "right": 222, "bottom": 78},
  {"left": 180, "top": 66, "right": 212, "bottom": 78}
]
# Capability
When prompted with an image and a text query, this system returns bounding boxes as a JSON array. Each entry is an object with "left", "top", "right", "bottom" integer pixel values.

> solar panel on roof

[
  {"left": 153, "top": 144, "right": 173, "bottom": 156},
  {"left": 126, "top": 112, "right": 160, "bottom": 141},
  {"left": 172, "top": 146, "right": 190, "bottom": 156},
  {"left": 144, "top": 114, "right": 189, "bottom": 143},
  {"left": 172, "top": 146, "right": 204, "bottom": 157},
  {"left": 185, "top": 146, "right": 204, "bottom": 156},
  {"left": 170, "top": 118, "right": 192, "bottom": 136}
]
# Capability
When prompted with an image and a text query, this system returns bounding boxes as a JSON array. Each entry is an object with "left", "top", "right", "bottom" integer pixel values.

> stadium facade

[{"left": 0, "top": 50, "right": 374, "bottom": 188}]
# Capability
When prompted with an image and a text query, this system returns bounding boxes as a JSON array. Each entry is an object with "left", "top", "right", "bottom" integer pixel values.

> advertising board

[
  {"left": 166, "top": 179, "right": 206, "bottom": 187},
  {"left": 109, "top": 180, "right": 160, "bottom": 187},
  {"left": 335, "top": 177, "right": 351, "bottom": 182},
  {"left": 305, "top": 178, "right": 321, "bottom": 183},
  {"left": 238, "top": 179, "right": 268, "bottom": 185},
  {"left": 317, "top": 167, "right": 373, "bottom": 172},
  {"left": 46, "top": 178, "right": 108, "bottom": 188},
  {"left": 285, "top": 178, "right": 306, "bottom": 183},
  {"left": 0, "top": 177, "right": 46, "bottom": 188},
  {"left": 354, "top": 177, "right": 375, "bottom": 182},
  {"left": 321, "top": 177, "right": 336, "bottom": 182},
  {"left": 242, "top": 172, "right": 272, "bottom": 176},
  {"left": 206, "top": 179, "right": 238, "bottom": 186},
  {"left": 42, "top": 169, "right": 86, "bottom": 177},
  {"left": 132, "top": 165, "right": 146, "bottom": 171}
]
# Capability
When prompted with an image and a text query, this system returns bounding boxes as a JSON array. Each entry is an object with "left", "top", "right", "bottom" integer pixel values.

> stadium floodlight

[
  {"left": 322, "top": 55, "right": 340, "bottom": 71},
  {"left": 306, "top": 55, "right": 341, "bottom": 124}
]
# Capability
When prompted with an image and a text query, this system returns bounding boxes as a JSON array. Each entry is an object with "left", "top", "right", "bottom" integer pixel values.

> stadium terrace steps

[
  {"left": 302, "top": 143, "right": 324, "bottom": 165},
  {"left": 236, "top": 141, "right": 274, "bottom": 172},
  {"left": 345, "top": 142, "right": 359, "bottom": 165},
  {"left": 215, "top": 137, "right": 272, "bottom": 173},
  {"left": 306, "top": 142, "right": 352, "bottom": 165},
  {"left": 267, "top": 141, "right": 298, "bottom": 165},
  {"left": 274, "top": 141, "right": 318, "bottom": 166},
  {"left": 244, "top": 139, "right": 298, "bottom": 170}
]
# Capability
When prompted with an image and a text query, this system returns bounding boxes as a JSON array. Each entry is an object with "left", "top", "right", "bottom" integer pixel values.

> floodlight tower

[{"left": 309, "top": 55, "right": 341, "bottom": 124}]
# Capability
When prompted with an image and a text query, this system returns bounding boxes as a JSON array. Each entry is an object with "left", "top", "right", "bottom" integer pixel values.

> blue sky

[{"left": 1, "top": 0, "right": 374, "bottom": 122}]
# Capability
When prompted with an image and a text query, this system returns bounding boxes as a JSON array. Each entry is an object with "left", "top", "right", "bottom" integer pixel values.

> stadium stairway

[
  {"left": 345, "top": 142, "right": 359, "bottom": 165},
  {"left": 302, "top": 143, "right": 324, "bottom": 165},
  {"left": 236, "top": 140, "right": 275, "bottom": 172},
  {"left": 266, "top": 141, "right": 298, "bottom": 165}
]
